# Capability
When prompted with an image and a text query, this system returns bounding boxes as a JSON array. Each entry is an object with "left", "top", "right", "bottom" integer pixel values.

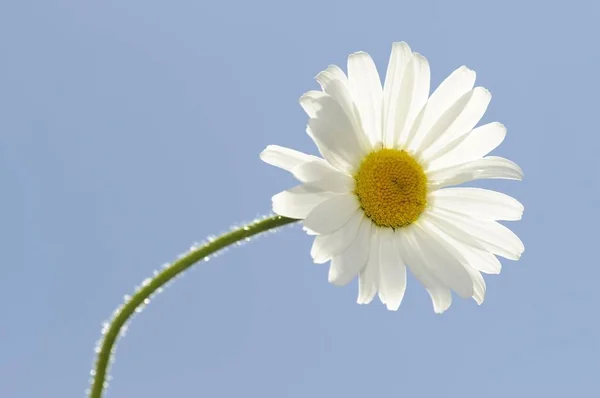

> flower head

[{"left": 261, "top": 42, "right": 524, "bottom": 313}]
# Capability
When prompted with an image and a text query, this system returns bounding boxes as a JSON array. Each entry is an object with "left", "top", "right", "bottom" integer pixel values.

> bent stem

[{"left": 89, "top": 215, "right": 298, "bottom": 398}]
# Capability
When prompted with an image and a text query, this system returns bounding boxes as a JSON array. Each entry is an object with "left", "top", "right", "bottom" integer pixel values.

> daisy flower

[{"left": 260, "top": 42, "right": 524, "bottom": 313}]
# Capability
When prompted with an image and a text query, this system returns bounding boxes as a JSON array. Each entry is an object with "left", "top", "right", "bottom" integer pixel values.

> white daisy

[{"left": 260, "top": 42, "right": 524, "bottom": 313}]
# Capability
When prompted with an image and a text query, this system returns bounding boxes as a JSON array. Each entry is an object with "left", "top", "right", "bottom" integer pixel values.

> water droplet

[
  {"left": 203, "top": 256, "right": 210, "bottom": 262},
  {"left": 143, "top": 298, "right": 151, "bottom": 305},
  {"left": 141, "top": 278, "right": 152, "bottom": 287},
  {"left": 123, "top": 294, "right": 131, "bottom": 303},
  {"left": 90, "top": 369, "right": 96, "bottom": 376}
]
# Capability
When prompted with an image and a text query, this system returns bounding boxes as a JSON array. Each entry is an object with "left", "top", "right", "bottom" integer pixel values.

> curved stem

[{"left": 89, "top": 215, "right": 298, "bottom": 398}]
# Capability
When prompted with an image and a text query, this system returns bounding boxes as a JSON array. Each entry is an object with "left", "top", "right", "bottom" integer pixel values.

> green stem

[{"left": 89, "top": 215, "right": 298, "bottom": 398}]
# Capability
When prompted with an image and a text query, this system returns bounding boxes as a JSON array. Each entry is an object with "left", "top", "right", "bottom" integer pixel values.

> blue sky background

[{"left": 1, "top": 1, "right": 599, "bottom": 397}]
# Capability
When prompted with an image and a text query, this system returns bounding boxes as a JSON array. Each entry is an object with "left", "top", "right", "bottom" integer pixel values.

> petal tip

[
  {"left": 258, "top": 146, "right": 273, "bottom": 161},
  {"left": 494, "top": 122, "right": 507, "bottom": 132},
  {"left": 451, "top": 65, "right": 476, "bottom": 85},
  {"left": 459, "top": 65, "right": 476, "bottom": 76},
  {"left": 357, "top": 295, "right": 375, "bottom": 305},
  {"left": 348, "top": 51, "right": 374, "bottom": 64},
  {"left": 475, "top": 86, "right": 492, "bottom": 98}
]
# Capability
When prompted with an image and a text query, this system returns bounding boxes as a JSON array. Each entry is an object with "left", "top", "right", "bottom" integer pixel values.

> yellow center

[{"left": 354, "top": 148, "right": 427, "bottom": 228}]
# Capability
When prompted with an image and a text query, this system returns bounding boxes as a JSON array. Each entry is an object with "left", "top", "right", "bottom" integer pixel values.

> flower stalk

[{"left": 88, "top": 215, "right": 298, "bottom": 398}]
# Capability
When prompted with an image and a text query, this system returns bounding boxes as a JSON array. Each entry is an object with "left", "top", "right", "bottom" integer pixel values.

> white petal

[
  {"left": 303, "top": 226, "right": 319, "bottom": 236},
  {"left": 425, "top": 219, "right": 502, "bottom": 274},
  {"left": 427, "top": 208, "right": 524, "bottom": 260},
  {"left": 260, "top": 145, "right": 324, "bottom": 174},
  {"left": 329, "top": 218, "right": 372, "bottom": 286},
  {"left": 272, "top": 184, "right": 334, "bottom": 219},
  {"left": 412, "top": 221, "right": 475, "bottom": 299},
  {"left": 378, "top": 228, "right": 407, "bottom": 311},
  {"left": 298, "top": 90, "right": 328, "bottom": 118},
  {"left": 315, "top": 66, "right": 372, "bottom": 152},
  {"left": 301, "top": 92, "right": 366, "bottom": 173},
  {"left": 430, "top": 187, "right": 524, "bottom": 221},
  {"left": 453, "top": 240, "right": 502, "bottom": 274},
  {"left": 317, "top": 64, "right": 347, "bottom": 83},
  {"left": 466, "top": 266, "right": 486, "bottom": 305},
  {"left": 422, "top": 222, "right": 487, "bottom": 304},
  {"left": 425, "top": 122, "right": 506, "bottom": 170},
  {"left": 292, "top": 165, "right": 354, "bottom": 193},
  {"left": 395, "top": 54, "right": 431, "bottom": 147},
  {"left": 422, "top": 210, "right": 486, "bottom": 250},
  {"left": 428, "top": 156, "right": 523, "bottom": 189},
  {"left": 417, "top": 87, "right": 491, "bottom": 156},
  {"left": 405, "top": 66, "right": 476, "bottom": 152},
  {"left": 396, "top": 228, "right": 452, "bottom": 313},
  {"left": 382, "top": 43, "right": 414, "bottom": 147},
  {"left": 311, "top": 211, "right": 363, "bottom": 264},
  {"left": 348, "top": 51, "right": 383, "bottom": 145},
  {"left": 358, "top": 227, "right": 380, "bottom": 304},
  {"left": 288, "top": 159, "right": 339, "bottom": 183},
  {"left": 315, "top": 65, "right": 349, "bottom": 104},
  {"left": 303, "top": 193, "right": 361, "bottom": 234}
]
